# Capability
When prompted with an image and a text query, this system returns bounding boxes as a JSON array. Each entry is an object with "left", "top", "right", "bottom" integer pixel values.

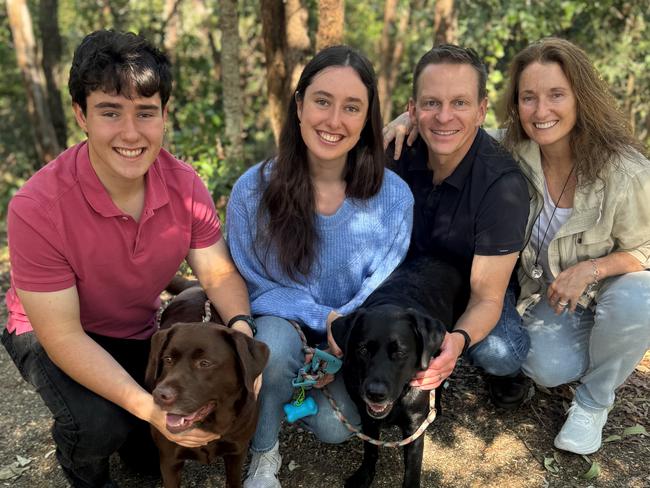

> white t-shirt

[{"left": 530, "top": 182, "right": 573, "bottom": 283}]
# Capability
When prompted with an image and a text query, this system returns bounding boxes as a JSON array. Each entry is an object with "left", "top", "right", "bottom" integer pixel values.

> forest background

[
  {"left": 1, "top": 2, "right": 649, "bottom": 486},
  {"left": 2, "top": 0, "right": 649, "bottom": 219}
]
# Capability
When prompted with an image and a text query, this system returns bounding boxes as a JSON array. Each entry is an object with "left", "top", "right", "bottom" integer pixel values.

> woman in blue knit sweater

[{"left": 227, "top": 46, "right": 414, "bottom": 488}]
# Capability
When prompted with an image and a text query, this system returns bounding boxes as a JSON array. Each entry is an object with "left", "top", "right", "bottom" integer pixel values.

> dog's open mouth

[
  {"left": 165, "top": 402, "right": 215, "bottom": 433},
  {"left": 365, "top": 400, "right": 394, "bottom": 419}
]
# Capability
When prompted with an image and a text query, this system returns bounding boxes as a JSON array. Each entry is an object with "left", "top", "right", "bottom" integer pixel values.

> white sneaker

[
  {"left": 554, "top": 401, "right": 608, "bottom": 455},
  {"left": 243, "top": 441, "right": 282, "bottom": 488}
]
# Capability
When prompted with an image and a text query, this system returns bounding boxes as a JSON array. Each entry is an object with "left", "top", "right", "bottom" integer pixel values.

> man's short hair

[
  {"left": 69, "top": 30, "right": 172, "bottom": 113},
  {"left": 412, "top": 44, "right": 487, "bottom": 101}
]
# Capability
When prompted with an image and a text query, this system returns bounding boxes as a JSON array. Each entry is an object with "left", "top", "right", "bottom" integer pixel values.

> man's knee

[
  {"left": 54, "top": 395, "right": 135, "bottom": 461},
  {"left": 468, "top": 331, "right": 529, "bottom": 376}
]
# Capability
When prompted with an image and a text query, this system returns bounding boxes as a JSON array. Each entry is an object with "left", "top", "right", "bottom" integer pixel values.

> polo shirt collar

[
  {"left": 407, "top": 128, "right": 484, "bottom": 189},
  {"left": 145, "top": 155, "right": 170, "bottom": 211},
  {"left": 77, "top": 142, "right": 170, "bottom": 218}
]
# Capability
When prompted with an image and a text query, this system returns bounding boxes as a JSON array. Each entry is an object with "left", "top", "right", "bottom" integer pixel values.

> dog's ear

[
  {"left": 144, "top": 326, "right": 174, "bottom": 391},
  {"left": 228, "top": 331, "right": 270, "bottom": 394},
  {"left": 406, "top": 308, "right": 447, "bottom": 371},
  {"left": 331, "top": 310, "right": 364, "bottom": 355}
]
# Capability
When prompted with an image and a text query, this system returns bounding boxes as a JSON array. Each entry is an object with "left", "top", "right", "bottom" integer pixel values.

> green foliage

[
  {"left": 0, "top": 8, "right": 37, "bottom": 217},
  {"left": 456, "top": 0, "right": 650, "bottom": 143},
  {"left": 2, "top": 0, "right": 648, "bottom": 219}
]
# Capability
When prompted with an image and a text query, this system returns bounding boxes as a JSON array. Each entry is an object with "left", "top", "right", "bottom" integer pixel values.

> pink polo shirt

[{"left": 6, "top": 142, "right": 221, "bottom": 339}]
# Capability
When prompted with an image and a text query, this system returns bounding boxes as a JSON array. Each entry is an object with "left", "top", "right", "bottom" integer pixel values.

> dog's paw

[{"left": 345, "top": 469, "right": 374, "bottom": 488}]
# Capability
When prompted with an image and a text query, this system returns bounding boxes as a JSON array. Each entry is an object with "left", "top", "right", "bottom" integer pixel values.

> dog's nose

[
  {"left": 364, "top": 381, "right": 389, "bottom": 403},
  {"left": 153, "top": 384, "right": 178, "bottom": 406}
]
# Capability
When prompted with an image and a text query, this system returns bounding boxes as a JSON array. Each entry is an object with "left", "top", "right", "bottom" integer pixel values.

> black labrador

[{"left": 331, "top": 256, "right": 462, "bottom": 488}]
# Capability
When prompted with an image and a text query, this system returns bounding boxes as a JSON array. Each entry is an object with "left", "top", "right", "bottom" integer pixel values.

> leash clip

[
  {"left": 291, "top": 367, "right": 318, "bottom": 388},
  {"left": 310, "top": 348, "right": 342, "bottom": 375}
]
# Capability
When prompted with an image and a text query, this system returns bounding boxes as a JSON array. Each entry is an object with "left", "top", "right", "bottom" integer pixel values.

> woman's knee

[
  {"left": 314, "top": 419, "right": 354, "bottom": 444},
  {"left": 255, "top": 316, "right": 303, "bottom": 379},
  {"left": 305, "top": 379, "right": 359, "bottom": 444},
  {"left": 596, "top": 272, "right": 650, "bottom": 334},
  {"left": 522, "top": 349, "right": 585, "bottom": 388},
  {"left": 306, "top": 403, "right": 355, "bottom": 444}
]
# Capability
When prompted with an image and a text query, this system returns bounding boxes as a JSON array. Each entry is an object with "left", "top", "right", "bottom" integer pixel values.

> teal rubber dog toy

[{"left": 284, "top": 396, "right": 318, "bottom": 423}]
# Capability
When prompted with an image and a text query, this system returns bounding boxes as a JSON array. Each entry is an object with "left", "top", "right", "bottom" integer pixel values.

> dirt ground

[{"left": 1, "top": 226, "right": 648, "bottom": 488}]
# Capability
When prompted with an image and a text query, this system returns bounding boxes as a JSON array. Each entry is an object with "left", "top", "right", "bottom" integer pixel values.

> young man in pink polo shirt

[{"left": 2, "top": 30, "right": 256, "bottom": 488}]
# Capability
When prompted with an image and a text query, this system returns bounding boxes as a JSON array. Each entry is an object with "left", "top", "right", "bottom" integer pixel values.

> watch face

[{"left": 247, "top": 317, "right": 257, "bottom": 336}]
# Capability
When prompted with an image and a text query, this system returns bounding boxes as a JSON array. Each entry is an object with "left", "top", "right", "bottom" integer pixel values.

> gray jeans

[
  {"left": 251, "top": 315, "right": 361, "bottom": 453},
  {"left": 521, "top": 271, "right": 650, "bottom": 411}
]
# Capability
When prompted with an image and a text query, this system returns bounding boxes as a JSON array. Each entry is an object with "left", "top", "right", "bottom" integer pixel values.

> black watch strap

[
  {"left": 450, "top": 329, "right": 471, "bottom": 357},
  {"left": 227, "top": 314, "right": 257, "bottom": 336}
]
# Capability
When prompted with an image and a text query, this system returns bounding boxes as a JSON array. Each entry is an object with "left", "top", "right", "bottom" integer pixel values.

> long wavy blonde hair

[{"left": 502, "top": 37, "right": 644, "bottom": 182}]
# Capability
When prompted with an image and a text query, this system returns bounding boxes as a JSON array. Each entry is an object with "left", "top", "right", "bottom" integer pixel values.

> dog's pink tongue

[
  {"left": 166, "top": 414, "right": 190, "bottom": 429},
  {"left": 165, "top": 403, "right": 215, "bottom": 431}
]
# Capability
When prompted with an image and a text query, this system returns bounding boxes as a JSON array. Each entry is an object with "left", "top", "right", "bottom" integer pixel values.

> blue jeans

[
  {"left": 466, "top": 284, "right": 530, "bottom": 376},
  {"left": 1, "top": 329, "right": 158, "bottom": 488},
  {"left": 251, "top": 316, "right": 361, "bottom": 453},
  {"left": 522, "top": 271, "right": 650, "bottom": 411}
]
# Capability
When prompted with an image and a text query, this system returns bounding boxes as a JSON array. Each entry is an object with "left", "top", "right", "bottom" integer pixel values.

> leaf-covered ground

[{"left": 1, "top": 227, "right": 648, "bottom": 487}]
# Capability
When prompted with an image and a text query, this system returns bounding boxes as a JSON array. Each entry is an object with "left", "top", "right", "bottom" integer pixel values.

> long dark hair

[
  {"left": 502, "top": 37, "right": 643, "bottom": 183},
  {"left": 257, "top": 45, "right": 384, "bottom": 281}
]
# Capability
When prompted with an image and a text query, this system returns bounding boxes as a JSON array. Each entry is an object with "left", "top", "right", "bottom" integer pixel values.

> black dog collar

[{"left": 227, "top": 314, "right": 257, "bottom": 336}]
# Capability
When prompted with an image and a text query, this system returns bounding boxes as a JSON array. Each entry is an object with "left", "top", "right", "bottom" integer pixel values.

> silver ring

[{"left": 558, "top": 301, "right": 569, "bottom": 307}]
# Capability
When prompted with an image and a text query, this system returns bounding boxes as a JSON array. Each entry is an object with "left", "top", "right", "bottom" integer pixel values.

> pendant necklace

[{"left": 531, "top": 165, "right": 575, "bottom": 280}]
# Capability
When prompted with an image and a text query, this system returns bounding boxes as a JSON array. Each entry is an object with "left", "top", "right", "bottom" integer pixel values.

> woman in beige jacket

[{"left": 501, "top": 37, "right": 650, "bottom": 455}]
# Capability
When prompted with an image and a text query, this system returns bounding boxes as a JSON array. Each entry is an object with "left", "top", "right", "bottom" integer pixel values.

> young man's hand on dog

[{"left": 148, "top": 401, "right": 221, "bottom": 448}]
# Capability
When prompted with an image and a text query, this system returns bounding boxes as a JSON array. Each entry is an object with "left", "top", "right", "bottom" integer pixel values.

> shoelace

[
  {"left": 250, "top": 451, "right": 280, "bottom": 478},
  {"left": 567, "top": 404, "right": 596, "bottom": 427}
]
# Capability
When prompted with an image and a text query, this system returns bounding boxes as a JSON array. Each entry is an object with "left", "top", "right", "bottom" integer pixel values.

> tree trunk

[
  {"left": 433, "top": 0, "right": 457, "bottom": 45},
  {"left": 378, "top": 0, "right": 397, "bottom": 125},
  {"left": 101, "top": 0, "right": 129, "bottom": 32},
  {"left": 316, "top": 0, "right": 344, "bottom": 50},
  {"left": 219, "top": 0, "right": 244, "bottom": 162},
  {"left": 39, "top": 0, "right": 67, "bottom": 149},
  {"left": 6, "top": 0, "right": 61, "bottom": 166},
  {"left": 378, "top": 0, "right": 410, "bottom": 124},
  {"left": 261, "top": 0, "right": 311, "bottom": 145},
  {"left": 163, "top": 0, "right": 182, "bottom": 133}
]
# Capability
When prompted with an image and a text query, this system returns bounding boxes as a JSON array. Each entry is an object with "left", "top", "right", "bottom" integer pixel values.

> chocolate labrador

[
  {"left": 331, "top": 256, "right": 462, "bottom": 488},
  {"left": 146, "top": 280, "right": 269, "bottom": 488}
]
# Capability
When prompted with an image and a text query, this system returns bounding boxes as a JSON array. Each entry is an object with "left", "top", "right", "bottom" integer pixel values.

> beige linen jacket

[{"left": 512, "top": 140, "right": 650, "bottom": 314}]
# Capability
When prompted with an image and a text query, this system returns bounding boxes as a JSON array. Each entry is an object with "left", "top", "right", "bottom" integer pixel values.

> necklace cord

[{"left": 533, "top": 166, "right": 575, "bottom": 272}]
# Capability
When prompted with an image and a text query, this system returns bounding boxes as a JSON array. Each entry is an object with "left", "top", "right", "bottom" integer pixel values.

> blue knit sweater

[{"left": 226, "top": 162, "right": 414, "bottom": 339}]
